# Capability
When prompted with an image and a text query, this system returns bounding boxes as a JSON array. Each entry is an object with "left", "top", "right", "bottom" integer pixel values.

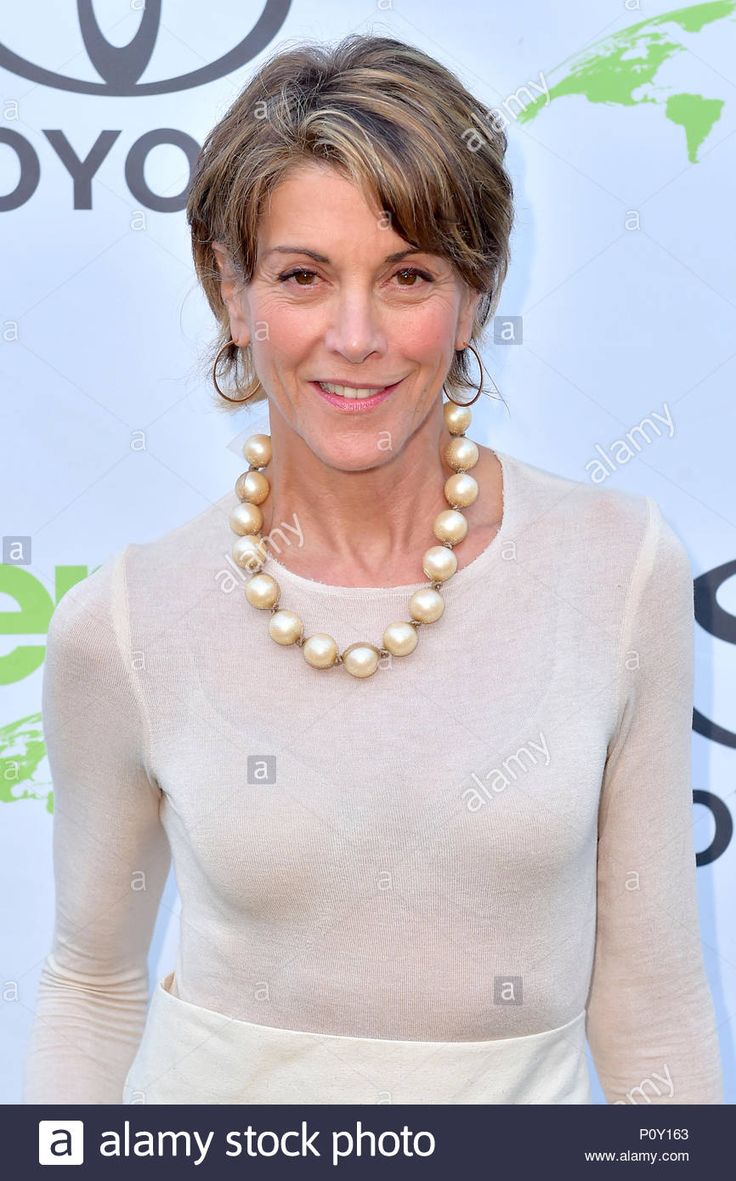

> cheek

[
  {"left": 391, "top": 301, "right": 459, "bottom": 361},
  {"left": 251, "top": 296, "right": 320, "bottom": 367}
]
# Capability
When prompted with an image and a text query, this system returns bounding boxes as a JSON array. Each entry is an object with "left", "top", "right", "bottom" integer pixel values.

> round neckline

[{"left": 261, "top": 449, "right": 516, "bottom": 599}]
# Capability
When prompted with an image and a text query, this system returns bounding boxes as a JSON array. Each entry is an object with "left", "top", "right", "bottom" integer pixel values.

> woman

[{"left": 23, "top": 34, "right": 722, "bottom": 1104}]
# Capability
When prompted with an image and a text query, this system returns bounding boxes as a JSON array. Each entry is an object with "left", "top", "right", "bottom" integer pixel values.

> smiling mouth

[{"left": 314, "top": 379, "right": 401, "bottom": 400}]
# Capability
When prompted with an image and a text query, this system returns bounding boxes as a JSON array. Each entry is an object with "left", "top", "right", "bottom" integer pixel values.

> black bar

[{"left": 5, "top": 1103, "right": 731, "bottom": 1178}]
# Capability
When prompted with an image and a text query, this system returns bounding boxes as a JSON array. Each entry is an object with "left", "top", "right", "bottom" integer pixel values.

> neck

[{"left": 257, "top": 400, "right": 465, "bottom": 582}]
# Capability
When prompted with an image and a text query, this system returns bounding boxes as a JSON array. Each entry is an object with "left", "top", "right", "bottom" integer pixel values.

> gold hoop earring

[
  {"left": 212, "top": 337, "right": 256, "bottom": 404},
  {"left": 443, "top": 341, "right": 485, "bottom": 406}
]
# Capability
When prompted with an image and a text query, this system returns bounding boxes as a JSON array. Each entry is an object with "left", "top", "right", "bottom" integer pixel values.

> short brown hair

[{"left": 186, "top": 33, "right": 514, "bottom": 410}]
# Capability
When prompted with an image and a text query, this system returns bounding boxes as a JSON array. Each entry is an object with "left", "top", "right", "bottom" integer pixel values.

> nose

[{"left": 323, "top": 284, "right": 387, "bottom": 363}]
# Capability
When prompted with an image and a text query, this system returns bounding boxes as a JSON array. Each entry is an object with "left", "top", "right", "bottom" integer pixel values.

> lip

[{"left": 310, "top": 378, "right": 402, "bottom": 411}]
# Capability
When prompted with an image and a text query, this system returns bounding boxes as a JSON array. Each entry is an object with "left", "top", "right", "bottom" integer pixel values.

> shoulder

[
  {"left": 48, "top": 492, "right": 235, "bottom": 656},
  {"left": 115, "top": 492, "right": 237, "bottom": 627},
  {"left": 124, "top": 492, "right": 232, "bottom": 573},
  {"left": 501, "top": 449, "right": 689, "bottom": 580},
  {"left": 44, "top": 551, "right": 128, "bottom": 696},
  {"left": 46, "top": 548, "right": 122, "bottom": 655},
  {"left": 502, "top": 448, "right": 647, "bottom": 534}
]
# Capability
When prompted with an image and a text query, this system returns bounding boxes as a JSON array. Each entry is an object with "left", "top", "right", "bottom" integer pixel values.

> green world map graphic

[
  {"left": 3, "top": 1, "right": 733, "bottom": 807},
  {"left": 518, "top": 0, "right": 733, "bottom": 161},
  {"left": 1, "top": 713, "right": 52, "bottom": 810}
]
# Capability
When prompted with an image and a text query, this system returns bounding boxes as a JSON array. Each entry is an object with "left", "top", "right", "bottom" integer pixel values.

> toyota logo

[{"left": 0, "top": 0, "right": 291, "bottom": 95}]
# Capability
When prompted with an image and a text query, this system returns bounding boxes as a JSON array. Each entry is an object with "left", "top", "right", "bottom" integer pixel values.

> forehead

[{"left": 258, "top": 162, "right": 407, "bottom": 255}]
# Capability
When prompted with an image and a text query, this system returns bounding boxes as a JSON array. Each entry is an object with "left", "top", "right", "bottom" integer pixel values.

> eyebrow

[{"left": 263, "top": 245, "right": 425, "bottom": 264}]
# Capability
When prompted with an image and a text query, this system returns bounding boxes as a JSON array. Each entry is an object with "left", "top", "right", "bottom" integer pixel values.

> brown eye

[
  {"left": 394, "top": 267, "right": 433, "bottom": 287},
  {"left": 278, "top": 268, "right": 318, "bottom": 286}
]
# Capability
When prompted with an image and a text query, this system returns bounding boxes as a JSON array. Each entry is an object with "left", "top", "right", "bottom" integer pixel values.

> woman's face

[{"left": 215, "top": 162, "right": 480, "bottom": 470}]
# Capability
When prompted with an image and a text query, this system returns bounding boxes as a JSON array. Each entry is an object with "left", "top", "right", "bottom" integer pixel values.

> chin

[{"left": 305, "top": 434, "right": 399, "bottom": 473}]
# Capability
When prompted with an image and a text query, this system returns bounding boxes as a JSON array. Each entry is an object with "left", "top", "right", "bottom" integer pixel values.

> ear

[
  {"left": 455, "top": 286, "right": 482, "bottom": 351},
  {"left": 212, "top": 241, "right": 251, "bottom": 348}
]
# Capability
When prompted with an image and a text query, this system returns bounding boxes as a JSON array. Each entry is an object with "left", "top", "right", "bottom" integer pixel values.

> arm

[
  {"left": 23, "top": 546, "right": 171, "bottom": 1104},
  {"left": 586, "top": 498, "right": 723, "bottom": 1104}
]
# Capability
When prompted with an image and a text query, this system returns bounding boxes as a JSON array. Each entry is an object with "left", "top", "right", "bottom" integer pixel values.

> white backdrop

[{"left": 1, "top": 0, "right": 734, "bottom": 1104}]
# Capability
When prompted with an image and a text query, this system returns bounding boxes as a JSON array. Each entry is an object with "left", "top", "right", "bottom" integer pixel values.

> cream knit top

[{"left": 23, "top": 449, "right": 723, "bottom": 1103}]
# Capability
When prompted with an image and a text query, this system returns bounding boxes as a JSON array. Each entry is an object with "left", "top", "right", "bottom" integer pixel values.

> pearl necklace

[{"left": 229, "top": 399, "right": 480, "bottom": 679}]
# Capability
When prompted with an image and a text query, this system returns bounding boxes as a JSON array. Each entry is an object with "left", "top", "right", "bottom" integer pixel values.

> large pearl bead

[
  {"left": 232, "top": 535, "right": 266, "bottom": 573},
  {"left": 342, "top": 642, "right": 380, "bottom": 678},
  {"left": 443, "top": 402, "right": 472, "bottom": 435},
  {"left": 433, "top": 508, "right": 468, "bottom": 544},
  {"left": 243, "top": 434, "right": 272, "bottom": 467},
  {"left": 409, "top": 587, "right": 445, "bottom": 623},
  {"left": 268, "top": 609, "right": 303, "bottom": 645},
  {"left": 235, "top": 470, "right": 270, "bottom": 504},
  {"left": 244, "top": 572, "right": 280, "bottom": 609},
  {"left": 303, "top": 633, "right": 338, "bottom": 669},
  {"left": 444, "top": 472, "right": 478, "bottom": 508},
  {"left": 232, "top": 536, "right": 268, "bottom": 571},
  {"left": 445, "top": 436, "right": 479, "bottom": 472},
  {"left": 383, "top": 621, "right": 419, "bottom": 657},
  {"left": 423, "top": 545, "right": 458, "bottom": 582},
  {"left": 230, "top": 501, "right": 263, "bottom": 536}
]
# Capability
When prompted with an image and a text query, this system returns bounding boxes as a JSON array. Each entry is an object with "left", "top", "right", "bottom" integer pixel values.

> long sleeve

[
  {"left": 585, "top": 497, "right": 723, "bottom": 1103},
  {"left": 23, "top": 546, "right": 171, "bottom": 1104}
]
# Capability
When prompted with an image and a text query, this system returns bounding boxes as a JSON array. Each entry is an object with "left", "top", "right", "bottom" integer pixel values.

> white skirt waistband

[{"left": 123, "top": 971, "right": 592, "bottom": 1104}]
